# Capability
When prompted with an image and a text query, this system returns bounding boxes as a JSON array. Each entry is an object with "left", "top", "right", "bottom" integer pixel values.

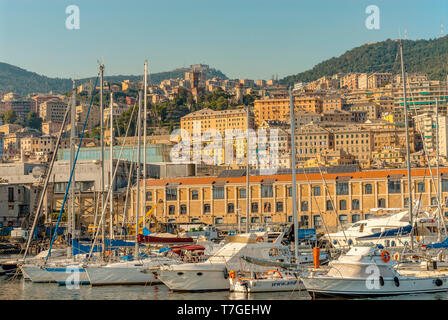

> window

[
  {"left": 352, "top": 214, "right": 360, "bottom": 223},
  {"left": 215, "top": 217, "right": 223, "bottom": 224},
  {"left": 276, "top": 202, "right": 283, "bottom": 212},
  {"left": 213, "top": 186, "right": 224, "bottom": 199},
  {"left": 251, "top": 217, "right": 260, "bottom": 223},
  {"left": 287, "top": 186, "right": 293, "bottom": 197},
  {"left": 313, "top": 186, "right": 321, "bottom": 196},
  {"left": 203, "top": 204, "right": 211, "bottom": 213},
  {"left": 264, "top": 202, "right": 271, "bottom": 212},
  {"left": 300, "top": 215, "right": 309, "bottom": 227},
  {"left": 326, "top": 200, "right": 333, "bottom": 211},
  {"left": 168, "top": 205, "right": 176, "bottom": 215},
  {"left": 287, "top": 216, "right": 293, "bottom": 223},
  {"left": 313, "top": 215, "right": 322, "bottom": 227},
  {"left": 364, "top": 184, "right": 372, "bottom": 194},
  {"left": 443, "top": 179, "right": 448, "bottom": 192},
  {"left": 191, "top": 190, "right": 199, "bottom": 200},
  {"left": 417, "top": 182, "right": 425, "bottom": 193},
  {"left": 336, "top": 182, "right": 349, "bottom": 195},
  {"left": 180, "top": 205, "right": 187, "bottom": 215},
  {"left": 240, "top": 217, "right": 247, "bottom": 224},
  {"left": 166, "top": 188, "right": 177, "bottom": 201},
  {"left": 339, "top": 199, "right": 347, "bottom": 210},
  {"left": 365, "top": 214, "right": 373, "bottom": 220},
  {"left": 251, "top": 202, "right": 258, "bottom": 213},
  {"left": 191, "top": 218, "right": 200, "bottom": 223},
  {"left": 301, "top": 201, "right": 308, "bottom": 211},
  {"left": 261, "top": 184, "right": 273, "bottom": 198},
  {"left": 352, "top": 199, "right": 359, "bottom": 210},
  {"left": 227, "top": 203, "right": 234, "bottom": 214},
  {"left": 146, "top": 191, "right": 152, "bottom": 201},
  {"left": 8, "top": 187, "right": 14, "bottom": 202},
  {"left": 339, "top": 214, "right": 348, "bottom": 225},
  {"left": 404, "top": 198, "right": 409, "bottom": 208},
  {"left": 431, "top": 197, "right": 438, "bottom": 206},
  {"left": 378, "top": 198, "right": 386, "bottom": 208},
  {"left": 264, "top": 216, "right": 272, "bottom": 223},
  {"left": 388, "top": 180, "right": 401, "bottom": 194},
  {"left": 238, "top": 188, "right": 247, "bottom": 198}
]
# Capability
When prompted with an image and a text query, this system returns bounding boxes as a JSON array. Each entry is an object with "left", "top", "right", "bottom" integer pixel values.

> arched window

[
  {"left": 352, "top": 199, "right": 360, "bottom": 210},
  {"left": 326, "top": 200, "right": 333, "bottom": 211},
  {"left": 417, "top": 182, "right": 425, "bottom": 193},
  {"left": 378, "top": 198, "right": 386, "bottom": 208},
  {"left": 227, "top": 203, "right": 234, "bottom": 214},
  {"left": 264, "top": 202, "right": 271, "bottom": 212},
  {"left": 180, "top": 205, "right": 187, "bottom": 215},
  {"left": 339, "top": 199, "right": 347, "bottom": 210},
  {"left": 364, "top": 184, "right": 373, "bottom": 194},
  {"left": 301, "top": 201, "right": 308, "bottom": 211},
  {"left": 352, "top": 214, "right": 360, "bottom": 223}
]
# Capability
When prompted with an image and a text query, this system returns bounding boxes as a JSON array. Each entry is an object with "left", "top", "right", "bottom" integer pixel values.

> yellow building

[
  {"left": 134, "top": 168, "right": 448, "bottom": 232},
  {"left": 253, "top": 96, "right": 323, "bottom": 126}
]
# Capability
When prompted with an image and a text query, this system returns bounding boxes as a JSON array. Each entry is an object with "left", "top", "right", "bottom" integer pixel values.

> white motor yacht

[{"left": 301, "top": 246, "right": 448, "bottom": 298}]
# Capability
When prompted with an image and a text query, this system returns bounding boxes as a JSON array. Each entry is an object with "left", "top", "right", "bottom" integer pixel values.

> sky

[{"left": 1, "top": 0, "right": 448, "bottom": 80}]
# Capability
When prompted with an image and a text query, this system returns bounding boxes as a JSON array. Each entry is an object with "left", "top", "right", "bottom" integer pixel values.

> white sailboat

[{"left": 157, "top": 232, "right": 293, "bottom": 292}]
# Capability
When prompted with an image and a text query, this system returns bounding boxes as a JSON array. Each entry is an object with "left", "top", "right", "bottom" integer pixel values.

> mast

[
  {"left": 135, "top": 90, "right": 142, "bottom": 257},
  {"left": 143, "top": 60, "right": 148, "bottom": 228},
  {"left": 436, "top": 98, "right": 443, "bottom": 241},
  {"left": 289, "top": 87, "right": 299, "bottom": 263},
  {"left": 399, "top": 41, "right": 414, "bottom": 250},
  {"left": 246, "top": 105, "right": 250, "bottom": 233},
  {"left": 68, "top": 79, "right": 76, "bottom": 260},
  {"left": 109, "top": 92, "right": 114, "bottom": 239},
  {"left": 99, "top": 64, "right": 105, "bottom": 256}
]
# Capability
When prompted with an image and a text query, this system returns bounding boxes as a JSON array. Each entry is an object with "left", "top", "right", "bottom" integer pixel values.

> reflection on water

[
  {"left": 0, "top": 279, "right": 447, "bottom": 300},
  {"left": 0, "top": 279, "right": 311, "bottom": 300}
]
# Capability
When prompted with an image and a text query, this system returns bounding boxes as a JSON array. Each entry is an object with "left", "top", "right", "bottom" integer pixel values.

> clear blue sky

[{"left": 0, "top": 0, "right": 447, "bottom": 80}]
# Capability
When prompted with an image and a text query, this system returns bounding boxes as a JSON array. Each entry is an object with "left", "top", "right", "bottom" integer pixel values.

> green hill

[
  {"left": 0, "top": 63, "right": 227, "bottom": 96},
  {"left": 281, "top": 36, "right": 448, "bottom": 85}
]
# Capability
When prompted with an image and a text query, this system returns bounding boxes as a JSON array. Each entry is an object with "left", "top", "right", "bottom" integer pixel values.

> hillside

[
  {"left": 0, "top": 63, "right": 227, "bottom": 96},
  {"left": 281, "top": 36, "right": 448, "bottom": 85}
]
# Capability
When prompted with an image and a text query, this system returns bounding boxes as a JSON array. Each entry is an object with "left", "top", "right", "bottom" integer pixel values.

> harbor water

[{"left": 0, "top": 277, "right": 447, "bottom": 300}]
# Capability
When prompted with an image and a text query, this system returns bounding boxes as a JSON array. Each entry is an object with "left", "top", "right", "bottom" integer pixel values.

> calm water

[{"left": 0, "top": 278, "right": 448, "bottom": 300}]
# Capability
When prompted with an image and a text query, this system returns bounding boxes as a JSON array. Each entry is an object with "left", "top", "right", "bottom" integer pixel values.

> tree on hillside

[
  {"left": 25, "top": 111, "right": 42, "bottom": 130},
  {"left": 3, "top": 110, "right": 17, "bottom": 124}
]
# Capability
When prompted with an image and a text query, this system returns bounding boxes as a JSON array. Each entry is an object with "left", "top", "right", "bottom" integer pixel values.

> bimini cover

[
  {"left": 425, "top": 237, "right": 448, "bottom": 249},
  {"left": 356, "top": 225, "right": 412, "bottom": 240}
]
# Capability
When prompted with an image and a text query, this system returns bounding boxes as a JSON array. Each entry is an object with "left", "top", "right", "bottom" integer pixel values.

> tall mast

[
  {"left": 109, "top": 92, "right": 114, "bottom": 239},
  {"left": 68, "top": 79, "right": 76, "bottom": 260},
  {"left": 436, "top": 98, "right": 443, "bottom": 241},
  {"left": 99, "top": 64, "right": 105, "bottom": 255},
  {"left": 246, "top": 105, "right": 250, "bottom": 233},
  {"left": 289, "top": 87, "right": 299, "bottom": 263},
  {"left": 143, "top": 61, "right": 148, "bottom": 226},
  {"left": 399, "top": 41, "right": 414, "bottom": 250},
  {"left": 135, "top": 90, "right": 142, "bottom": 257}
]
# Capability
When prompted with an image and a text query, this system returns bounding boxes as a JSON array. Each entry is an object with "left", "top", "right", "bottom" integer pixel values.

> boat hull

[
  {"left": 158, "top": 267, "right": 229, "bottom": 292},
  {"left": 45, "top": 266, "right": 90, "bottom": 285},
  {"left": 20, "top": 265, "right": 55, "bottom": 283},
  {"left": 301, "top": 275, "right": 448, "bottom": 298},
  {"left": 86, "top": 266, "right": 162, "bottom": 286},
  {"left": 230, "top": 277, "right": 304, "bottom": 293}
]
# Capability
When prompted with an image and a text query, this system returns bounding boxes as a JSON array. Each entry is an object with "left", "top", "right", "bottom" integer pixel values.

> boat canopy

[
  {"left": 356, "top": 225, "right": 412, "bottom": 240},
  {"left": 424, "top": 237, "right": 448, "bottom": 249}
]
